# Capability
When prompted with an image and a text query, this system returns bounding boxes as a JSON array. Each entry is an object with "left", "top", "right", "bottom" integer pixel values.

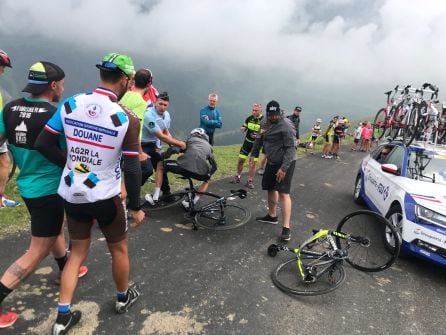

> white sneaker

[
  {"left": 257, "top": 168, "right": 264, "bottom": 175},
  {"left": 321, "top": 154, "right": 326, "bottom": 158},
  {"left": 1, "top": 197, "right": 19, "bottom": 208},
  {"left": 144, "top": 194, "right": 155, "bottom": 205}
]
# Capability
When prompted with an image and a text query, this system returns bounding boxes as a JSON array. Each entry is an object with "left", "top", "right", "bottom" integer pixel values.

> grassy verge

[{"left": 0, "top": 138, "right": 351, "bottom": 237}]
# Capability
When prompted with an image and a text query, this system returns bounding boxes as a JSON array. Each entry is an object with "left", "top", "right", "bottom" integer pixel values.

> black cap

[
  {"left": 22, "top": 61, "right": 65, "bottom": 95},
  {"left": 266, "top": 100, "right": 281, "bottom": 115}
]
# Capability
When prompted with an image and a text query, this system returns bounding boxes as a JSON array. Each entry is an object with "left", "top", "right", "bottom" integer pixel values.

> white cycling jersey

[{"left": 45, "top": 87, "right": 140, "bottom": 203}]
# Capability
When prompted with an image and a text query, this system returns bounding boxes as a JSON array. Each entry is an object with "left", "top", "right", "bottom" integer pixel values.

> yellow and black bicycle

[{"left": 268, "top": 210, "right": 401, "bottom": 296}]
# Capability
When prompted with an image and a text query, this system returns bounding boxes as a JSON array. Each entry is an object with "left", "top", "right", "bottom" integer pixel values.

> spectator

[
  {"left": 361, "top": 121, "right": 373, "bottom": 152},
  {"left": 252, "top": 100, "right": 297, "bottom": 242},
  {"left": 199, "top": 93, "right": 222, "bottom": 145},
  {"left": 351, "top": 123, "right": 363, "bottom": 151},
  {"left": 287, "top": 106, "right": 301, "bottom": 144},
  {"left": 308, "top": 118, "right": 322, "bottom": 154},
  {"left": 331, "top": 119, "right": 344, "bottom": 159},
  {"left": 141, "top": 68, "right": 159, "bottom": 108},
  {"left": 321, "top": 116, "right": 338, "bottom": 159},
  {"left": 142, "top": 92, "right": 186, "bottom": 204}
]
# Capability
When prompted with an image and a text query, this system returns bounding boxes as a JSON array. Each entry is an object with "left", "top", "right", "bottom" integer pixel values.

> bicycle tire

[
  {"left": 335, "top": 210, "right": 400, "bottom": 272},
  {"left": 7, "top": 149, "right": 16, "bottom": 183},
  {"left": 389, "top": 104, "right": 402, "bottom": 139},
  {"left": 373, "top": 108, "right": 387, "bottom": 140},
  {"left": 403, "top": 104, "right": 421, "bottom": 146},
  {"left": 271, "top": 257, "right": 346, "bottom": 296},
  {"left": 142, "top": 192, "right": 186, "bottom": 212},
  {"left": 195, "top": 204, "right": 250, "bottom": 230}
]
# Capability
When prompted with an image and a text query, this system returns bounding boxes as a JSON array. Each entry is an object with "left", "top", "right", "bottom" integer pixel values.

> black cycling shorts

[
  {"left": 239, "top": 140, "right": 254, "bottom": 159},
  {"left": 22, "top": 193, "right": 64, "bottom": 237},
  {"left": 164, "top": 160, "right": 210, "bottom": 181},
  {"left": 64, "top": 195, "right": 127, "bottom": 243},
  {"left": 261, "top": 160, "right": 296, "bottom": 194},
  {"left": 333, "top": 135, "right": 341, "bottom": 144}
]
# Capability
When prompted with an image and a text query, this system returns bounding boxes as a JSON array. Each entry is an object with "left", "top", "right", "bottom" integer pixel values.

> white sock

[
  {"left": 193, "top": 196, "right": 200, "bottom": 204},
  {"left": 153, "top": 188, "right": 161, "bottom": 200}
]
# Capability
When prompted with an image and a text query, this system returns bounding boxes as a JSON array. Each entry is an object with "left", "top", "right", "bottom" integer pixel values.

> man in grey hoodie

[{"left": 251, "top": 100, "right": 296, "bottom": 241}]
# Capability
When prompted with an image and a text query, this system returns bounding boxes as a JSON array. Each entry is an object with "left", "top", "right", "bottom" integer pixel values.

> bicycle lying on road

[
  {"left": 267, "top": 210, "right": 400, "bottom": 296},
  {"left": 142, "top": 175, "right": 251, "bottom": 231}
]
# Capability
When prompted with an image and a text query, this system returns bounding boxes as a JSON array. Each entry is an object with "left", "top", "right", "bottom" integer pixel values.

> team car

[{"left": 354, "top": 141, "right": 446, "bottom": 266}]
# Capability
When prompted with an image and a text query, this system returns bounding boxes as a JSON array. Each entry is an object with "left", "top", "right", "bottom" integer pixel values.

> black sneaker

[
  {"left": 115, "top": 283, "right": 140, "bottom": 314},
  {"left": 255, "top": 214, "right": 278, "bottom": 225},
  {"left": 280, "top": 227, "right": 291, "bottom": 241},
  {"left": 52, "top": 310, "right": 82, "bottom": 335}
]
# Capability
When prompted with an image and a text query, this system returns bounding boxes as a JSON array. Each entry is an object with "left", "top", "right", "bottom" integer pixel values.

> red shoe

[
  {"left": 55, "top": 265, "right": 89, "bottom": 285},
  {"left": 0, "top": 311, "right": 18, "bottom": 328}
]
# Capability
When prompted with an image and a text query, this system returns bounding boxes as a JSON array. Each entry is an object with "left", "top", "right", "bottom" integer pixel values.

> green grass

[{"left": 0, "top": 138, "right": 351, "bottom": 237}]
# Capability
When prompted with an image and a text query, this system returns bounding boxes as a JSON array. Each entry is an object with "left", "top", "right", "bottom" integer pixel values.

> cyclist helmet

[
  {"left": 190, "top": 128, "right": 206, "bottom": 136},
  {"left": 0, "top": 50, "right": 12, "bottom": 68},
  {"left": 316, "top": 118, "right": 322, "bottom": 123},
  {"left": 96, "top": 52, "right": 135, "bottom": 77}
]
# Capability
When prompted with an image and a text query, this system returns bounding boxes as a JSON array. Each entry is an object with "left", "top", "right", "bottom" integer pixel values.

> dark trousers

[
  {"left": 206, "top": 132, "right": 214, "bottom": 146},
  {"left": 141, "top": 142, "right": 171, "bottom": 194}
]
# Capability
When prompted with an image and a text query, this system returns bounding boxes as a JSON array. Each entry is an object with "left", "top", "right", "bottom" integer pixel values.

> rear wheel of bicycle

[
  {"left": 335, "top": 210, "right": 400, "bottom": 272},
  {"left": 389, "top": 105, "right": 403, "bottom": 139},
  {"left": 142, "top": 192, "right": 186, "bottom": 212},
  {"left": 403, "top": 104, "right": 421, "bottom": 145},
  {"left": 271, "top": 257, "right": 346, "bottom": 296},
  {"left": 195, "top": 204, "right": 250, "bottom": 230},
  {"left": 7, "top": 150, "right": 16, "bottom": 183},
  {"left": 373, "top": 108, "right": 387, "bottom": 140}
]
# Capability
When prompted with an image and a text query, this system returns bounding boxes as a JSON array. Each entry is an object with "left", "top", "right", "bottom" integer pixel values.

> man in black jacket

[{"left": 287, "top": 106, "right": 301, "bottom": 145}]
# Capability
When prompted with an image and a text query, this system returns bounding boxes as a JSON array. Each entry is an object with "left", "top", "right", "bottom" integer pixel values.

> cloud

[{"left": 1, "top": 0, "right": 446, "bottom": 101}]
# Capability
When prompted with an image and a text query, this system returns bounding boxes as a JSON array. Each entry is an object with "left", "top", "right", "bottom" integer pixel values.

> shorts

[
  {"left": 333, "top": 135, "right": 341, "bottom": 144},
  {"left": 22, "top": 194, "right": 65, "bottom": 237},
  {"left": 164, "top": 160, "right": 210, "bottom": 182},
  {"left": 64, "top": 195, "right": 127, "bottom": 243},
  {"left": 0, "top": 142, "right": 7, "bottom": 154},
  {"left": 141, "top": 142, "right": 163, "bottom": 169},
  {"left": 261, "top": 160, "right": 296, "bottom": 194},
  {"left": 354, "top": 138, "right": 360, "bottom": 144},
  {"left": 238, "top": 140, "right": 258, "bottom": 160},
  {"left": 311, "top": 135, "right": 318, "bottom": 142}
]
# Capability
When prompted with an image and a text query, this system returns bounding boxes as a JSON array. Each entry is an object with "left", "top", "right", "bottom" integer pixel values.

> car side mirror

[{"left": 381, "top": 163, "right": 399, "bottom": 175}]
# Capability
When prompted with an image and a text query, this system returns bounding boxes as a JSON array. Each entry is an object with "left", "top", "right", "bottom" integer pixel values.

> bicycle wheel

[
  {"left": 271, "top": 257, "right": 346, "bottom": 296},
  {"left": 373, "top": 108, "right": 387, "bottom": 140},
  {"left": 389, "top": 105, "right": 402, "bottom": 139},
  {"left": 7, "top": 150, "right": 16, "bottom": 183},
  {"left": 142, "top": 192, "right": 186, "bottom": 212},
  {"left": 403, "top": 104, "right": 421, "bottom": 146},
  {"left": 335, "top": 210, "right": 400, "bottom": 272},
  {"left": 195, "top": 204, "right": 250, "bottom": 230}
]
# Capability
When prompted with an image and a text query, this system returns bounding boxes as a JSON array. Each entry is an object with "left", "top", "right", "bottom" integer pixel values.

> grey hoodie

[{"left": 252, "top": 116, "right": 296, "bottom": 171}]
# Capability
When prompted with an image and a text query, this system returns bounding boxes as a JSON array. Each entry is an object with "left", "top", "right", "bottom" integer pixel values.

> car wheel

[
  {"left": 385, "top": 205, "right": 404, "bottom": 255},
  {"left": 353, "top": 175, "right": 365, "bottom": 205}
]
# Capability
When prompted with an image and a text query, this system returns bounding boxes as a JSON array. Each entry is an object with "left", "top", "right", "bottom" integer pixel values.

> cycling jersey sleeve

[
  {"left": 44, "top": 99, "right": 71, "bottom": 135},
  {"left": 0, "top": 110, "right": 5, "bottom": 136}
]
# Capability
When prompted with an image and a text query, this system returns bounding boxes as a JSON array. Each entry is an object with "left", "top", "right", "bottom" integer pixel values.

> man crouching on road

[{"left": 251, "top": 100, "right": 297, "bottom": 242}]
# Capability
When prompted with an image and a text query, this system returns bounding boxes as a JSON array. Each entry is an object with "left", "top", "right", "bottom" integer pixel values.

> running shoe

[
  {"left": 257, "top": 168, "right": 264, "bottom": 175},
  {"left": 52, "top": 310, "right": 82, "bottom": 335},
  {"left": 255, "top": 214, "right": 278, "bottom": 225},
  {"left": 115, "top": 283, "right": 140, "bottom": 314},
  {"left": 55, "top": 265, "right": 89, "bottom": 285},
  {"left": 245, "top": 180, "right": 255, "bottom": 189},
  {"left": 0, "top": 311, "right": 18, "bottom": 328},
  {"left": 280, "top": 227, "right": 291, "bottom": 242},
  {"left": 229, "top": 175, "right": 241, "bottom": 184},
  {"left": 0, "top": 196, "right": 19, "bottom": 208}
]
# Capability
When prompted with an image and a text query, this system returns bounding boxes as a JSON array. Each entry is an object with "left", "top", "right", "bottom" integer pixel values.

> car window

[
  {"left": 385, "top": 146, "right": 405, "bottom": 173},
  {"left": 407, "top": 150, "right": 446, "bottom": 185}
]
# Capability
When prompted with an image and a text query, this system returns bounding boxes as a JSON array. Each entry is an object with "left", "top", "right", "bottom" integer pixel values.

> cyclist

[
  {"left": 0, "top": 49, "right": 19, "bottom": 208},
  {"left": 35, "top": 53, "right": 145, "bottom": 334},
  {"left": 321, "top": 116, "right": 337, "bottom": 159},
  {"left": 252, "top": 100, "right": 297, "bottom": 242},
  {"left": 142, "top": 92, "right": 186, "bottom": 204},
  {"left": 230, "top": 103, "right": 263, "bottom": 189},
  {"left": 0, "top": 61, "right": 88, "bottom": 329},
  {"left": 163, "top": 128, "right": 217, "bottom": 210}
]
